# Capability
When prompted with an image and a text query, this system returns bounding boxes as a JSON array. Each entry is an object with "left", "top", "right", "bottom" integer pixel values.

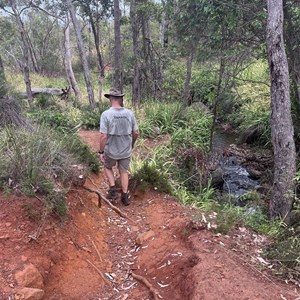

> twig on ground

[
  {"left": 87, "top": 176, "right": 99, "bottom": 189},
  {"left": 83, "top": 186, "right": 102, "bottom": 208},
  {"left": 91, "top": 239, "right": 103, "bottom": 262},
  {"left": 131, "top": 272, "right": 162, "bottom": 300},
  {"left": 86, "top": 259, "right": 110, "bottom": 285},
  {"left": 83, "top": 186, "right": 137, "bottom": 225}
]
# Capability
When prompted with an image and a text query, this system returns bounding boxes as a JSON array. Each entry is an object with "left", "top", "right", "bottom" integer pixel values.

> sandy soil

[{"left": 0, "top": 130, "right": 298, "bottom": 300}]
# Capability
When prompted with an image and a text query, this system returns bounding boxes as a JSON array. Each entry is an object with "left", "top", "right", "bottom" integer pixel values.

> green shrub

[
  {"left": 0, "top": 126, "right": 98, "bottom": 218},
  {"left": 28, "top": 110, "right": 78, "bottom": 133},
  {"left": 132, "top": 161, "right": 172, "bottom": 193},
  {"left": 171, "top": 108, "right": 212, "bottom": 151},
  {"left": 61, "top": 133, "right": 100, "bottom": 173},
  {"left": 137, "top": 102, "right": 184, "bottom": 138}
]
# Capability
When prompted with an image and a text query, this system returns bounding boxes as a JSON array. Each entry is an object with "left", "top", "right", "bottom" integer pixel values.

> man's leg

[
  {"left": 118, "top": 158, "right": 130, "bottom": 206},
  {"left": 105, "top": 167, "right": 115, "bottom": 187},
  {"left": 120, "top": 171, "right": 129, "bottom": 193},
  {"left": 104, "top": 156, "right": 118, "bottom": 200}
]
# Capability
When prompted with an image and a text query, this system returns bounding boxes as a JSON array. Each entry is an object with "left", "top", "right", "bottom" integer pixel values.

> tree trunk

[
  {"left": 66, "top": 0, "right": 95, "bottom": 110},
  {"left": 0, "top": 54, "right": 7, "bottom": 97},
  {"left": 64, "top": 16, "right": 81, "bottom": 100},
  {"left": 130, "top": 0, "right": 141, "bottom": 105},
  {"left": 184, "top": 46, "right": 194, "bottom": 106},
  {"left": 266, "top": 0, "right": 296, "bottom": 221},
  {"left": 10, "top": 0, "right": 33, "bottom": 106},
  {"left": 283, "top": 0, "right": 300, "bottom": 106},
  {"left": 89, "top": 13, "right": 105, "bottom": 106},
  {"left": 114, "top": 0, "right": 123, "bottom": 92},
  {"left": 26, "top": 31, "right": 40, "bottom": 73},
  {"left": 160, "top": 8, "right": 169, "bottom": 48},
  {"left": 209, "top": 57, "right": 225, "bottom": 151}
]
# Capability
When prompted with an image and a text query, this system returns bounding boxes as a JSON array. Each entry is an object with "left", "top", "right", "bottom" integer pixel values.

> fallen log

[{"left": 20, "top": 87, "right": 70, "bottom": 98}]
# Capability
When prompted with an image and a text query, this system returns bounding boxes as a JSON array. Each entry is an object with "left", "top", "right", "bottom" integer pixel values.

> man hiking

[{"left": 99, "top": 88, "right": 138, "bottom": 206}]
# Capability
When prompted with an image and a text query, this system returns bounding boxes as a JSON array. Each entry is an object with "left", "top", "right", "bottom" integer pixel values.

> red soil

[{"left": 0, "top": 130, "right": 298, "bottom": 300}]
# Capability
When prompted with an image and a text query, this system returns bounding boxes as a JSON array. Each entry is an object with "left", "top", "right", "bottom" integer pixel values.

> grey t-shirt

[{"left": 100, "top": 107, "right": 138, "bottom": 159}]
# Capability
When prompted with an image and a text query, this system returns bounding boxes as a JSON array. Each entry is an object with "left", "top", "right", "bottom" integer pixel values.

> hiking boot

[
  {"left": 121, "top": 192, "right": 129, "bottom": 206},
  {"left": 107, "top": 186, "right": 118, "bottom": 200}
]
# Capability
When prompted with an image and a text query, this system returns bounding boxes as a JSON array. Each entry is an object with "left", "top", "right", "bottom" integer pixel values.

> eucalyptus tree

[
  {"left": 0, "top": 0, "right": 33, "bottom": 105},
  {"left": 113, "top": 0, "right": 122, "bottom": 91},
  {"left": 266, "top": 0, "right": 296, "bottom": 221},
  {"left": 0, "top": 54, "right": 7, "bottom": 97},
  {"left": 66, "top": 0, "right": 96, "bottom": 109},
  {"left": 77, "top": 0, "right": 112, "bottom": 104}
]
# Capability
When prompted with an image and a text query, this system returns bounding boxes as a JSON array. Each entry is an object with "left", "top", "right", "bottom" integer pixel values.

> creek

[{"left": 211, "top": 130, "right": 259, "bottom": 203}]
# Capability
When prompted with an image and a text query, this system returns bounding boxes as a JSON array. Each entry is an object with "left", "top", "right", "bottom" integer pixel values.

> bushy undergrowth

[
  {"left": 136, "top": 102, "right": 184, "bottom": 138},
  {"left": 0, "top": 125, "right": 99, "bottom": 216},
  {"left": 27, "top": 97, "right": 110, "bottom": 132}
]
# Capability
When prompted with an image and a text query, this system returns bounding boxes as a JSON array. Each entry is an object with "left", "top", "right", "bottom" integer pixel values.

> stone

[
  {"left": 211, "top": 167, "right": 224, "bottom": 189},
  {"left": 131, "top": 226, "right": 139, "bottom": 232},
  {"left": 15, "top": 264, "right": 44, "bottom": 289},
  {"left": 247, "top": 168, "right": 262, "bottom": 179},
  {"left": 135, "top": 230, "right": 155, "bottom": 246},
  {"left": 17, "top": 287, "right": 45, "bottom": 300}
]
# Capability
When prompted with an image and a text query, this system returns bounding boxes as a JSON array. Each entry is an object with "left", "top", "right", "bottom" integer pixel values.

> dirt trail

[{"left": 0, "top": 130, "right": 298, "bottom": 300}]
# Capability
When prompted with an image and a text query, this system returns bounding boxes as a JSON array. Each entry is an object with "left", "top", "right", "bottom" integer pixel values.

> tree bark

[
  {"left": 66, "top": 0, "right": 95, "bottom": 110},
  {"left": 88, "top": 11, "right": 105, "bottom": 106},
  {"left": 0, "top": 54, "right": 7, "bottom": 97},
  {"left": 64, "top": 16, "right": 81, "bottom": 100},
  {"left": 266, "top": 0, "right": 296, "bottom": 221},
  {"left": 26, "top": 31, "right": 40, "bottom": 73},
  {"left": 283, "top": 0, "right": 300, "bottom": 106},
  {"left": 130, "top": 0, "right": 141, "bottom": 105},
  {"left": 10, "top": 0, "right": 33, "bottom": 106},
  {"left": 209, "top": 57, "right": 225, "bottom": 151},
  {"left": 184, "top": 46, "right": 194, "bottom": 106},
  {"left": 114, "top": 0, "right": 123, "bottom": 92}
]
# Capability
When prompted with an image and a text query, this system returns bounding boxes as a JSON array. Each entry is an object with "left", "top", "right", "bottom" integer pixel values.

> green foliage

[
  {"left": 171, "top": 108, "right": 212, "bottom": 151},
  {"left": 229, "top": 60, "right": 271, "bottom": 147},
  {"left": 61, "top": 133, "right": 100, "bottom": 173},
  {"left": 28, "top": 110, "right": 77, "bottom": 133},
  {"left": 136, "top": 101, "right": 183, "bottom": 138},
  {"left": 132, "top": 161, "right": 172, "bottom": 193}
]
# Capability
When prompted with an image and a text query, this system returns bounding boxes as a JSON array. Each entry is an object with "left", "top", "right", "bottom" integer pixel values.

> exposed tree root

[
  {"left": 86, "top": 259, "right": 110, "bottom": 285},
  {"left": 83, "top": 186, "right": 137, "bottom": 225},
  {"left": 131, "top": 272, "right": 161, "bottom": 300}
]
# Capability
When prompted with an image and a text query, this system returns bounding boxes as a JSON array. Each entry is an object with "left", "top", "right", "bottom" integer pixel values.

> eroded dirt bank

[{"left": 0, "top": 130, "right": 298, "bottom": 300}]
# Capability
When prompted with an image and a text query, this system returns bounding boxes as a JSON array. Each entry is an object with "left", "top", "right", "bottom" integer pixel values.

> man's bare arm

[
  {"left": 100, "top": 132, "right": 108, "bottom": 152},
  {"left": 132, "top": 130, "right": 138, "bottom": 148}
]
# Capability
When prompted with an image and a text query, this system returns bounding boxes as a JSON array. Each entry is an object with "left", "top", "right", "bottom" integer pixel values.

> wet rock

[
  {"left": 17, "top": 287, "right": 45, "bottom": 300},
  {"left": 247, "top": 168, "right": 262, "bottom": 180},
  {"left": 135, "top": 230, "right": 155, "bottom": 246},
  {"left": 211, "top": 167, "right": 224, "bottom": 189},
  {"left": 15, "top": 264, "right": 44, "bottom": 289}
]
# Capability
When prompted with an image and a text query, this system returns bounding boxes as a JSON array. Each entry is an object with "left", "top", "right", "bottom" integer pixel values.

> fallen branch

[
  {"left": 86, "top": 259, "right": 110, "bottom": 285},
  {"left": 131, "top": 272, "right": 161, "bottom": 300},
  {"left": 82, "top": 186, "right": 137, "bottom": 225},
  {"left": 91, "top": 239, "right": 103, "bottom": 262}
]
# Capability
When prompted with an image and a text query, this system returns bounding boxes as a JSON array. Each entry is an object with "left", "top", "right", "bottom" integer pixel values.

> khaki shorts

[{"left": 104, "top": 155, "right": 130, "bottom": 173}]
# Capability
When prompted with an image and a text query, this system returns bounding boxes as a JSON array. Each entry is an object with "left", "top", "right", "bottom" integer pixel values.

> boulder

[
  {"left": 135, "top": 230, "right": 155, "bottom": 246},
  {"left": 15, "top": 264, "right": 44, "bottom": 289},
  {"left": 17, "top": 287, "right": 44, "bottom": 300},
  {"left": 210, "top": 167, "right": 224, "bottom": 189}
]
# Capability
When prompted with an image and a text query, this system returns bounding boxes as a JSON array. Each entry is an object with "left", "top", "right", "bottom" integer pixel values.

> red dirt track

[{"left": 0, "top": 130, "right": 298, "bottom": 300}]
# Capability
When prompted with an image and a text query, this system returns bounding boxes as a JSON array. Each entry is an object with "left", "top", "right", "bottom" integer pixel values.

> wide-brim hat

[{"left": 104, "top": 88, "right": 124, "bottom": 98}]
